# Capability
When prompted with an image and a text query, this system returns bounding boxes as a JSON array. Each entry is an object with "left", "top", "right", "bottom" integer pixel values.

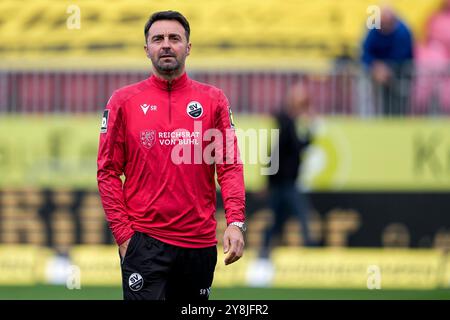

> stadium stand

[{"left": 0, "top": 0, "right": 442, "bottom": 69}]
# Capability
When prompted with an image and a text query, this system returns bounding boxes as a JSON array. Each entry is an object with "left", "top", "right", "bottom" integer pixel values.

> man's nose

[{"left": 162, "top": 36, "right": 171, "bottom": 48}]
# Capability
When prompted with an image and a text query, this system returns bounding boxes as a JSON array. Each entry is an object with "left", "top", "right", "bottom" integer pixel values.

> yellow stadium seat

[{"left": 0, "top": 0, "right": 443, "bottom": 69}]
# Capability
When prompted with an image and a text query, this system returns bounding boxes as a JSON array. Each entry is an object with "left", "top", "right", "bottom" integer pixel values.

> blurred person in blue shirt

[{"left": 361, "top": 6, "right": 414, "bottom": 115}]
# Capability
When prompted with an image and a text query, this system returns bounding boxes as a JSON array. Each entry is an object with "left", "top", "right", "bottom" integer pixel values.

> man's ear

[
  {"left": 186, "top": 43, "right": 191, "bottom": 56},
  {"left": 144, "top": 44, "right": 150, "bottom": 58}
]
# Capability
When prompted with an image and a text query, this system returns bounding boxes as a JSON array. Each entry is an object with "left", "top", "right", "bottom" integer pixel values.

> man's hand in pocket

[{"left": 119, "top": 237, "right": 132, "bottom": 258}]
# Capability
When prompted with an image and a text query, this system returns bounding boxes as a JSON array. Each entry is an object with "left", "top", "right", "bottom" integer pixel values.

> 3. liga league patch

[{"left": 100, "top": 109, "right": 110, "bottom": 133}]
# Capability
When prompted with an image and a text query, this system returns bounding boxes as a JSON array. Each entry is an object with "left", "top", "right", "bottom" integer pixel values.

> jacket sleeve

[
  {"left": 97, "top": 92, "right": 134, "bottom": 245},
  {"left": 214, "top": 91, "right": 246, "bottom": 225}
]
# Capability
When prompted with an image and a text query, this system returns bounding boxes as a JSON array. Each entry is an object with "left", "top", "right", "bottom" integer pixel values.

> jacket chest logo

[
  {"left": 186, "top": 101, "right": 203, "bottom": 119},
  {"left": 140, "top": 103, "right": 157, "bottom": 115}
]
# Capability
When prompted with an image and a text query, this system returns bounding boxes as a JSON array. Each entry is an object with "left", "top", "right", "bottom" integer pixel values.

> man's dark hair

[{"left": 144, "top": 11, "right": 190, "bottom": 43}]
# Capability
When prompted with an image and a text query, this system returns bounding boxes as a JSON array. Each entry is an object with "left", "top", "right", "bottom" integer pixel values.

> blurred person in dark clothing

[
  {"left": 259, "top": 81, "right": 315, "bottom": 259},
  {"left": 361, "top": 6, "right": 414, "bottom": 115}
]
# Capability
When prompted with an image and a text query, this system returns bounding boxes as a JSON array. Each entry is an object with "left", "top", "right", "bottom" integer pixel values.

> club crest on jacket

[
  {"left": 186, "top": 101, "right": 203, "bottom": 118},
  {"left": 140, "top": 130, "right": 156, "bottom": 149}
]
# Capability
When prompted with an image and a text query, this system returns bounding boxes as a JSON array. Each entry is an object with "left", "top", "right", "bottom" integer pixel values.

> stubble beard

[{"left": 152, "top": 55, "right": 185, "bottom": 78}]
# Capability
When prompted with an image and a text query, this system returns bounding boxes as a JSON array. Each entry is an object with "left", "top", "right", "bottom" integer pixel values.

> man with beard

[{"left": 97, "top": 11, "right": 246, "bottom": 300}]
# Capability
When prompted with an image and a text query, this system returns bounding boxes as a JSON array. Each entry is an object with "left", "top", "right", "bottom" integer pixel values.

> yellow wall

[
  {"left": 0, "top": 245, "right": 447, "bottom": 289},
  {"left": 1, "top": 115, "right": 449, "bottom": 191}
]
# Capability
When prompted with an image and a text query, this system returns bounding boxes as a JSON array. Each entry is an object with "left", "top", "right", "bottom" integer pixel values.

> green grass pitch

[{"left": 0, "top": 286, "right": 449, "bottom": 300}]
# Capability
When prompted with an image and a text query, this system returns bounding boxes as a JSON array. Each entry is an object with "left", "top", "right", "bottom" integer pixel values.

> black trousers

[
  {"left": 260, "top": 183, "right": 313, "bottom": 258},
  {"left": 119, "top": 231, "right": 217, "bottom": 300}
]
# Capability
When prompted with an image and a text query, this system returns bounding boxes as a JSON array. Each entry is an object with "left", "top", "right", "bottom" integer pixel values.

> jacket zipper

[{"left": 168, "top": 82, "right": 172, "bottom": 124}]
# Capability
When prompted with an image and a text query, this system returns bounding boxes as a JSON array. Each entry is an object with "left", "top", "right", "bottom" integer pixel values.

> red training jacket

[{"left": 97, "top": 72, "right": 245, "bottom": 248}]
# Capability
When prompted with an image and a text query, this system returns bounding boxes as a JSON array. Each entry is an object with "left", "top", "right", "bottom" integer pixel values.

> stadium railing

[{"left": 1, "top": 64, "right": 450, "bottom": 116}]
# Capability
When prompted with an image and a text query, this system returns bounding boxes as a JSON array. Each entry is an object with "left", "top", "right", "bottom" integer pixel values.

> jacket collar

[{"left": 148, "top": 72, "right": 189, "bottom": 91}]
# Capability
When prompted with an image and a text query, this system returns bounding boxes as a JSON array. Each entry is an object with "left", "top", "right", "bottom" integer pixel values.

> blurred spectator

[
  {"left": 414, "top": 40, "right": 450, "bottom": 114},
  {"left": 361, "top": 6, "right": 414, "bottom": 115},
  {"left": 259, "top": 81, "right": 315, "bottom": 259},
  {"left": 427, "top": 0, "right": 450, "bottom": 56},
  {"left": 413, "top": 0, "right": 450, "bottom": 114}
]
